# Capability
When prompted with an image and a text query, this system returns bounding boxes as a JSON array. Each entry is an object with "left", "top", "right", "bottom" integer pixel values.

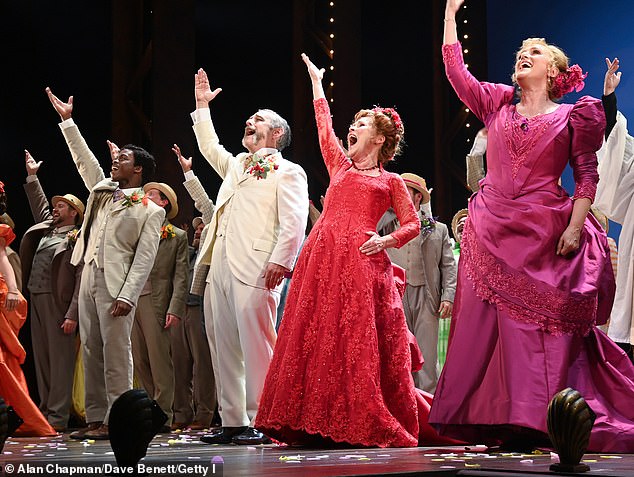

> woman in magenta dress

[
  {"left": 255, "top": 54, "right": 456, "bottom": 448},
  {"left": 429, "top": 0, "right": 634, "bottom": 453}
]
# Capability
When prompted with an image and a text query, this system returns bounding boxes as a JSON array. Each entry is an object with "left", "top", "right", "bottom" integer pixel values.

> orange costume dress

[{"left": 0, "top": 224, "right": 56, "bottom": 436}]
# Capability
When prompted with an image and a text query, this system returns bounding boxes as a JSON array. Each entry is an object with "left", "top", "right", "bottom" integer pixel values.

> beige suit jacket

[
  {"left": 148, "top": 220, "right": 189, "bottom": 325},
  {"left": 379, "top": 209, "right": 457, "bottom": 312},
  {"left": 191, "top": 110, "right": 308, "bottom": 289},
  {"left": 60, "top": 121, "right": 165, "bottom": 305}
]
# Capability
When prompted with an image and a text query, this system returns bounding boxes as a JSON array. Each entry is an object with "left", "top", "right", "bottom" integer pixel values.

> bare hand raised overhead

[
  {"left": 194, "top": 68, "right": 222, "bottom": 108},
  {"left": 25, "top": 150, "right": 43, "bottom": 175},
  {"left": 45, "top": 87, "right": 73, "bottom": 121},
  {"left": 604, "top": 57, "right": 621, "bottom": 96},
  {"left": 172, "top": 144, "right": 192, "bottom": 172}
]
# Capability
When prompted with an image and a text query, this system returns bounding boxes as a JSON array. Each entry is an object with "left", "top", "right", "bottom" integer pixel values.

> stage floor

[{"left": 2, "top": 428, "right": 634, "bottom": 476}]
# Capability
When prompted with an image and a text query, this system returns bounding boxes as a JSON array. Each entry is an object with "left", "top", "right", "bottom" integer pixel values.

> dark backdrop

[{"left": 2, "top": 0, "right": 484, "bottom": 399}]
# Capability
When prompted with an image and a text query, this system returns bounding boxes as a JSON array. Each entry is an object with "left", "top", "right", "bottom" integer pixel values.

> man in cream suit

[
  {"left": 47, "top": 87, "right": 165, "bottom": 440},
  {"left": 132, "top": 182, "right": 188, "bottom": 430},
  {"left": 192, "top": 68, "right": 308, "bottom": 445},
  {"left": 20, "top": 152, "right": 84, "bottom": 432},
  {"left": 378, "top": 173, "right": 457, "bottom": 393}
]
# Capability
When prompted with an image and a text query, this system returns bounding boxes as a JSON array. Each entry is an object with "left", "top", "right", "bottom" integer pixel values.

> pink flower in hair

[
  {"left": 0, "top": 181, "right": 4, "bottom": 193},
  {"left": 551, "top": 64, "right": 587, "bottom": 98}
]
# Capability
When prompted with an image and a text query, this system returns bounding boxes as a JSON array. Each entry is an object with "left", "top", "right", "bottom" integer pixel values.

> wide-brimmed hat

[
  {"left": 451, "top": 208, "right": 469, "bottom": 242},
  {"left": 52, "top": 194, "right": 85, "bottom": 223},
  {"left": 143, "top": 182, "right": 179, "bottom": 219},
  {"left": 192, "top": 216, "right": 203, "bottom": 229},
  {"left": 590, "top": 206, "right": 609, "bottom": 233},
  {"left": 400, "top": 173, "right": 427, "bottom": 194},
  {"left": 0, "top": 213, "right": 15, "bottom": 229}
]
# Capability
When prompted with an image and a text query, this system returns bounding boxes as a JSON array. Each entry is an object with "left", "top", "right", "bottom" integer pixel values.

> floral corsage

[
  {"left": 122, "top": 189, "right": 149, "bottom": 208},
  {"left": 244, "top": 153, "right": 279, "bottom": 180},
  {"left": 66, "top": 229, "right": 79, "bottom": 243},
  {"left": 421, "top": 214, "right": 437, "bottom": 238},
  {"left": 160, "top": 224, "right": 176, "bottom": 240}
]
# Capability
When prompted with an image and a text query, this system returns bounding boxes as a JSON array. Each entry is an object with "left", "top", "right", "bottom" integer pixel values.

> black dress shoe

[
  {"left": 200, "top": 426, "right": 247, "bottom": 444},
  {"left": 232, "top": 427, "right": 272, "bottom": 445}
]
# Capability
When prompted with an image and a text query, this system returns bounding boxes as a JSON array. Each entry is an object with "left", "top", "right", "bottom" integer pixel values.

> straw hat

[
  {"left": 451, "top": 208, "right": 469, "bottom": 243},
  {"left": 52, "top": 194, "right": 85, "bottom": 222},
  {"left": 0, "top": 213, "right": 15, "bottom": 229},
  {"left": 192, "top": 217, "right": 204, "bottom": 230},
  {"left": 143, "top": 182, "right": 179, "bottom": 219},
  {"left": 400, "top": 173, "right": 427, "bottom": 195}
]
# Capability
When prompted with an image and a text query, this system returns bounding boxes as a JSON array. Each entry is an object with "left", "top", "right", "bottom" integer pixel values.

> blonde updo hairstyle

[
  {"left": 512, "top": 38, "right": 570, "bottom": 101},
  {"left": 353, "top": 108, "right": 405, "bottom": 164}
]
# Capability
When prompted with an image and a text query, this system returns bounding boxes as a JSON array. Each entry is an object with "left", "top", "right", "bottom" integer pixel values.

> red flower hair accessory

[
  {"left": 372, "top": 106, "right": 404, "bottom": 132},
  {"left": 0, "top": 181, "right": 4, "bottom": 193},
  {"left": 551, "top": 64, "right": 587, "bottom": 98}
]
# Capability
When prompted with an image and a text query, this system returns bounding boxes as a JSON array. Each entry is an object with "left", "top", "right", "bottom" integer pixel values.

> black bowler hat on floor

[{"left": 108, "top": 389, "right": 167, "bottom": 468}]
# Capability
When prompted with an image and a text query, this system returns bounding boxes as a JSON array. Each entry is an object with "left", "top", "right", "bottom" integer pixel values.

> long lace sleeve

[
  {"left": 388, "top": 175, "right": 420, "bottom": 248},
  {"left": 570, "top": 96, "right": 606, "bottom": 201},
  {"left": 442, "top": 42, "right": 515, "bottom": 124},
  {"left": 313, "top": 98, "right": 350, "bottom": 178}
]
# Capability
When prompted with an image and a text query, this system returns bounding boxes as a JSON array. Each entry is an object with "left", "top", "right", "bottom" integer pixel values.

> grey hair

[{"left": 260, "top": 108, "right": 291, "bottom": 151}]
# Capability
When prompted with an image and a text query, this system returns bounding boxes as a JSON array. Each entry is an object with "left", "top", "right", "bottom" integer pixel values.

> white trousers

[{"left": 208, "top": 236, "right": 279, "bottom": 427}]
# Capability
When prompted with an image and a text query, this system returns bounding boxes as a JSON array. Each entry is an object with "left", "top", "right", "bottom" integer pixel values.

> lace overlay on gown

[{"left": 255, "top": 99, "right": 456, "bottom": 448}]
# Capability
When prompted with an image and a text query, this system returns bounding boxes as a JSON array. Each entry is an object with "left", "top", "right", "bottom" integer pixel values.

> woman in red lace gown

[
  {"left": 0, "top": 183, "right": 56, "bottom": 437},
  {"left": 255, "top": 55, "right": 456, "bottom": 447}
]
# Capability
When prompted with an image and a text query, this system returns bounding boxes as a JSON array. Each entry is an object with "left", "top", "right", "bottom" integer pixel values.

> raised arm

[
  {"left": 173, "top": 143, "right": 215, "bottom": 224},
  {"left": 194, "top": 68, "right": 222, "bottom": 110},
  {"left": 46, "top": 87, "right": 106, "bottom": 190},
  {"left": 301, "top": 53, "right": 326, "bottom": 100},
  {"left": 603, "top": 57, "right": 620, "bottom": 139},
  {"left": 23, "top": 150, "right": 53, "bottom": 223},
  {"left": 443, "top": 0, "right": 464, "bottom": 45}
]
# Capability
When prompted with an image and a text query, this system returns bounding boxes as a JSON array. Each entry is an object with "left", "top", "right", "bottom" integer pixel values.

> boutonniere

[
  {"left": 421, "top": 215, "right": 437, "bottom": 237},
  {"left": 66, "top": 229, "right": 79, "bottom": 243},
  {"left": 121, "top": 189, "right": 149, "bottom": 208},
  {"left": 244, "top": 153, "right": 279, "bottom": 180},
  {"left": 160, "top": 224, "right": 176, "bottom": 240}
]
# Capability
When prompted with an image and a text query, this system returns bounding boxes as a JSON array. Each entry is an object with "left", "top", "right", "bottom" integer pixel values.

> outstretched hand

[
  {"left": 25, "top": 150, "right": 43, "bottom": 175},
  {"left": 301, "top": 53, "right": 325, "bottom": 83},
  {"left": 172, "top": 144, "right": 192, "bottom": 172},
  {"left": 107, "top": 140, "right": 120, "bottom": 161},
  {"left": 45, "top": 87, "right": 73, "bottom": 121},
  {"left": 604, "top": 57, "right": 621, "bottom": 96},
  {"left": 194, "top": 68, "right": 222, "bottom": 106}
]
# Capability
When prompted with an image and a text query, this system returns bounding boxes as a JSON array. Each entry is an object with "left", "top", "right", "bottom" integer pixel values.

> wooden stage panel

[{"left": 2, "top": 431, "right": 634, "bottom": 476}]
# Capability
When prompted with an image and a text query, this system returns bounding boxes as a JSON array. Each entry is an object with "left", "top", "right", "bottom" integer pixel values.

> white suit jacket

[
  {"left": 191, "top": 109, "right": 308, "bottom": 289},
  {"left": 595, "top": 111, "right": 634, "bottom": 343}
]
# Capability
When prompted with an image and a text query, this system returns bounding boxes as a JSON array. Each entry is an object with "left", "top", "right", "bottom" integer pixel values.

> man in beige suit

[
  {"left": 192, "top": 68, "right": 308, "bottom": 445},
  {"left": 47, "top": 87, "right": 165, "bottom": 440},
  {"left": 132, "top": 181, "right": 188, "bottom": 431},
  {"left": 20, "top": 152, "right": 84, "bottom": 432},
  {"left": 378, "top": 173, "right": 457, "bottom": 393}
]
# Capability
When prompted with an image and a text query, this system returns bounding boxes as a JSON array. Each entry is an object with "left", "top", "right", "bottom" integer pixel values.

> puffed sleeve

[
  {"left": 388, "top": 175, "right": 420, "bottom": 248},
  {"left": 313, "top": 98, "right": 350, "bottom": 178},
  {"left": 0, "top": 224, "right": 16, "bottom": 247},
  {"left": 442, "top": 42, "right": 515, "bottom": 125},
  {"left": 569, "top": 95, "right": 606, "bottom": 201}
]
